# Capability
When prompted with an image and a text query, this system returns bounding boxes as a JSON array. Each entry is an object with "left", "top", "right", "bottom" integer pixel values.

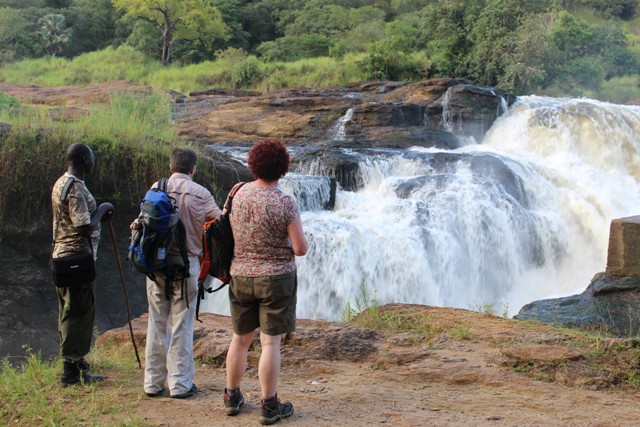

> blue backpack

[{"left": 129, "top": 178, "right": 189, "bottom": 299}]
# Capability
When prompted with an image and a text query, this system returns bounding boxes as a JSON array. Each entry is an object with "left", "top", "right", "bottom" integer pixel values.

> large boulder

[
  {"left": 515, "top": 273, "right": 640, "bottom": 337},
  {"left": 516, "top": 216, "right": 640, "bottom": 336},
  {"left": 176, "top": 78, "right": 516, "bottom": 148}
]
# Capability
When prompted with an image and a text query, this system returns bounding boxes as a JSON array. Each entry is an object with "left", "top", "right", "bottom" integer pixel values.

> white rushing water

[{"left": 202, "top": 96, "right": 640, "bottom": 320}]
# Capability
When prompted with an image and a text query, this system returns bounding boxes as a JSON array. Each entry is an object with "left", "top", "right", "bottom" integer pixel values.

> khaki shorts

[{"left": 229, "top": 271, "right": 297, "bottom": 336}]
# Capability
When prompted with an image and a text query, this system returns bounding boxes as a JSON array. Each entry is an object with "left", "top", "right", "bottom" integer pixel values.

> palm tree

[{"left": 35, "top": 14, "right": 72, "bottom": 57}]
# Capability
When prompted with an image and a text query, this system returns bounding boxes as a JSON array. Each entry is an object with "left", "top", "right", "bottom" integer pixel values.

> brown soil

[{"left": 100, "top": 304, "right": 640, "bottom": 427}]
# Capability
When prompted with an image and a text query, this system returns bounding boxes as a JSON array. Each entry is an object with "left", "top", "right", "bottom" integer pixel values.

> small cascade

[
  {"left": 279, "top": 174, "right": 335, "bottom": 211},
  {"left": 331, "top": 108, "right": 354, "bottom": 140},
  {"left": 498, "top": 96, "right": 508, "bottom": 116},
  {"left": 439, "top": 88, "right": 455, "bottom": 134},
  {"left": 426, "top": 87, "right": 477, "bottom": 145}
]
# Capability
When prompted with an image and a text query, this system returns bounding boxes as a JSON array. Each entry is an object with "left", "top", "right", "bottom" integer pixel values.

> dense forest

[{"left": 1, "top": 0, "right": 640, "bottom": 100}]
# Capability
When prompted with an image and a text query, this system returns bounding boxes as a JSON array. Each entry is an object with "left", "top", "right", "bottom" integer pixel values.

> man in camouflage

[{"left": 51, "top": 143, "right": 113, "bottom": 387}]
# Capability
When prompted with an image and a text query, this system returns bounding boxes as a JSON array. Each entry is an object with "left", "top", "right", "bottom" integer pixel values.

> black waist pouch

[{"left": 50, "top": 252, "right": 96, "bottom": 287}]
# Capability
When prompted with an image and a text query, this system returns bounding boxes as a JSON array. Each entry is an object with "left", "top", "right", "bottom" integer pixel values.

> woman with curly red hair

[{"left": 223, "top": 138, "right": 308, "bottom": 425}]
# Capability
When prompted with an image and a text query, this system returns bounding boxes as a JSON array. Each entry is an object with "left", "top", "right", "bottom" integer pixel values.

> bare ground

[{"left": 99, "top": 305, "right": 640, "bottom": 427}]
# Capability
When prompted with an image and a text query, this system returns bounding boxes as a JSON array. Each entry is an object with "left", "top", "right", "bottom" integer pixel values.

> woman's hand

[{"left": 287, "top": 217, "right": 308, "bottom": 256}]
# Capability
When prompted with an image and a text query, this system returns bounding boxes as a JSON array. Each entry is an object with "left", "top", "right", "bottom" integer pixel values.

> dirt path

[
  {"left": 133, "top": 356, "right": 640, "bottom": 427},
  {"left": 97, "top": 306, "right": 640, "bottom": 426}
]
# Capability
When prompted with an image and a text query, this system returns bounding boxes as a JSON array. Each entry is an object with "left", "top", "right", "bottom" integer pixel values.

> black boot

[
  {"left": 77, "top": 358, "right": 90, "bottom": 372},
  {"left": 61, "top": 361, "right": 80, "bottom": 387},
  {"left": 61, "top": 361, "right": 104, "bottom": 387}
]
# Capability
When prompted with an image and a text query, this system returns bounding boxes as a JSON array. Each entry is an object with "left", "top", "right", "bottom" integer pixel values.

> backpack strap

[
  {"left": 176, "top": 219, "right": 191, "bottom": 309},
  {"left": 158, "top": 177, "right": 168, "bottom": 192},
  {"left": 156, "top": 176, "right": 192, "bottom": 305},
  {"left": 225, "top": 181, "right": 246, "bottom": 214},
  {"left": 52, "top": 176, "right": 77, "bottom": 253},
  {"left": 60, "top": 176, "right": 77, "bottom": 206}
]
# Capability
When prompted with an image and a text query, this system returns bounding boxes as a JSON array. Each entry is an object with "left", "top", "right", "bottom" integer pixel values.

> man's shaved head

[{"left": 66, "top": 143, "right": 95, "bottom": 176}]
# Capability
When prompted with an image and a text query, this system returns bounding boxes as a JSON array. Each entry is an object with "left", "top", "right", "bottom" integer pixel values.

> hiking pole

[{"left": 107, "top": 220, "right": 142, "bottom": 369}]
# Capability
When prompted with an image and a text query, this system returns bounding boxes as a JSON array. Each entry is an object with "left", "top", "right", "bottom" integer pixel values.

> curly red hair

[{"left": 248, "top": 139, "right": 290, "bottom": 181}]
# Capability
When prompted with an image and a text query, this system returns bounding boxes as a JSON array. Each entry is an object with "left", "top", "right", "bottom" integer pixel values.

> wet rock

[
  {"left": 466, "top": 154, "right": 529, "bottom": 208},
  {"left": 515, "top": 273, "right": 640, "bottom": 336},
  {"left": 291, "top": 148, "right": 363, "bottom": 192},
  {"left": 176, "top": 78, "right": 515, "bottom": 148},
  {"left": 424, "top": 84, "right": 515, "bottom": 143}
]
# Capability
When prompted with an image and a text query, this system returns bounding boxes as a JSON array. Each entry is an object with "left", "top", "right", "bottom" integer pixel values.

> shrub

[
  {"left": 256, "top": 35, "right": 334, "bottom": 62},
  {"left": 232, "top": 55, "right": 262, "bottom": 88},
  {"left": 0, "top": 93, "right": 20, "bottom": 112}
]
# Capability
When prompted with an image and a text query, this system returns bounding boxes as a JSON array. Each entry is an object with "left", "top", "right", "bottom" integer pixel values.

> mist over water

[{"left": 202, "top": 96, "right": 640, "bottom": 320}]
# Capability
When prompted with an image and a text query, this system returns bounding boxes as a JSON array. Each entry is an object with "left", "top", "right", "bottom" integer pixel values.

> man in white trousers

[{"left": 133, "top": 148, "right": 220, "bottom": 399}]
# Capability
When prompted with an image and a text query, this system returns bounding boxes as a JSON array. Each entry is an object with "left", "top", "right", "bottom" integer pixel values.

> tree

[
  {"left": 35, "top": 13, "right": 72, "bottom": 57},
  {"left": 65, "top": 0, "right": 118, "bottom": 58},
  {"left": 111, "top": 0, "right": 229, "bottom": 65}
]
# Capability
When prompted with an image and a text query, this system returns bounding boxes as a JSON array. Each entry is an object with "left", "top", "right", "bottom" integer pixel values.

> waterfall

[
  {"left": 440, "top": 87, "right": 455, "bottom": 133},
  {"left": 278, "top": 174, "right": 334, "bottom": 212},
  {"left": 201, "top": 96, "right": 640, "bottom": 321},
  {"left": 434, "top": 87, "right": 478, "bottom": 145},
  {"left": 332, "top": 108, "right": 354, "bottom": 140}
]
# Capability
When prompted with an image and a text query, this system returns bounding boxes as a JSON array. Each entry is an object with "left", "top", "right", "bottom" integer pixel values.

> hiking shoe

[
  {"left": 260, "top": 395, "right": 294, "bottom": 425},
  {"left": 81, "top": 371, "right": 104, "bottom": 385},
  {"left": 171, "top": 384, "right": 197, "bottom": 399},
  {"left": 145, "top": 388, "right": 165, "bottom": 398},
  {"left": 224, "top": 388, "right": 245, "bottom": 416}
]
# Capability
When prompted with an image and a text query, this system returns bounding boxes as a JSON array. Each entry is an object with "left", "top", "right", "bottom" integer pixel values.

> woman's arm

[{"left": 287, "top": 217, "right": 308, "bottom": 256}]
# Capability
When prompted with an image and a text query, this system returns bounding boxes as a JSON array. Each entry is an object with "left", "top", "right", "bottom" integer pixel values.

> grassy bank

[
  {"left": 1, "top": 46, "right": 639, "bottom": 103},
  {"left": 0, "top": 46, "right": 416, "bottom": 95},
  {"left": 0, "top": 90, "right": 218, "bottom": 233},
  {"left": 0, "top": 344, "right": 144, "bottom": 426}
]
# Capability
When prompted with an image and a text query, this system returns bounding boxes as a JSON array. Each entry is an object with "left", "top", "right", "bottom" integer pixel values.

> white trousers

[{"left": 144, "top": 256, "right": 199, "bottom": 396}]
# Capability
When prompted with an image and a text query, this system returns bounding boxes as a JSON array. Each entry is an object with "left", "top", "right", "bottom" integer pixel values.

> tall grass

[
  {"left": 0, "top": 90, "right": 183, "bottom": 231},
  {"left": 0, "top": 47, "right": 378, "bottom": 95},
  {"left": 0, "top": 46, "right": 159, "bottom": 87}
]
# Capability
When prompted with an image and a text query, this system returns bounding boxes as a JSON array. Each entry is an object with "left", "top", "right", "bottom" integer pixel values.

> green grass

[
  {"left": 0, "top": 345, "right": 144, "bottom": 426},
  {"left": 0, "top": 47, "right": 416, "bottom": 96},
  {"left": 0, "top": 46, "right": 160, "bottom": 87},
  {"left": 3, "top": 45, "right": 639, "bottom": 102},
  {"left": 0, "top": 88, "right": 220, "bottom": 232}
]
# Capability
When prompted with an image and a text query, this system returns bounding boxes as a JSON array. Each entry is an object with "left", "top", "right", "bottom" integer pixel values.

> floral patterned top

[{"left": 230, "top": 182, "right": 300, "bottom": 277}]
